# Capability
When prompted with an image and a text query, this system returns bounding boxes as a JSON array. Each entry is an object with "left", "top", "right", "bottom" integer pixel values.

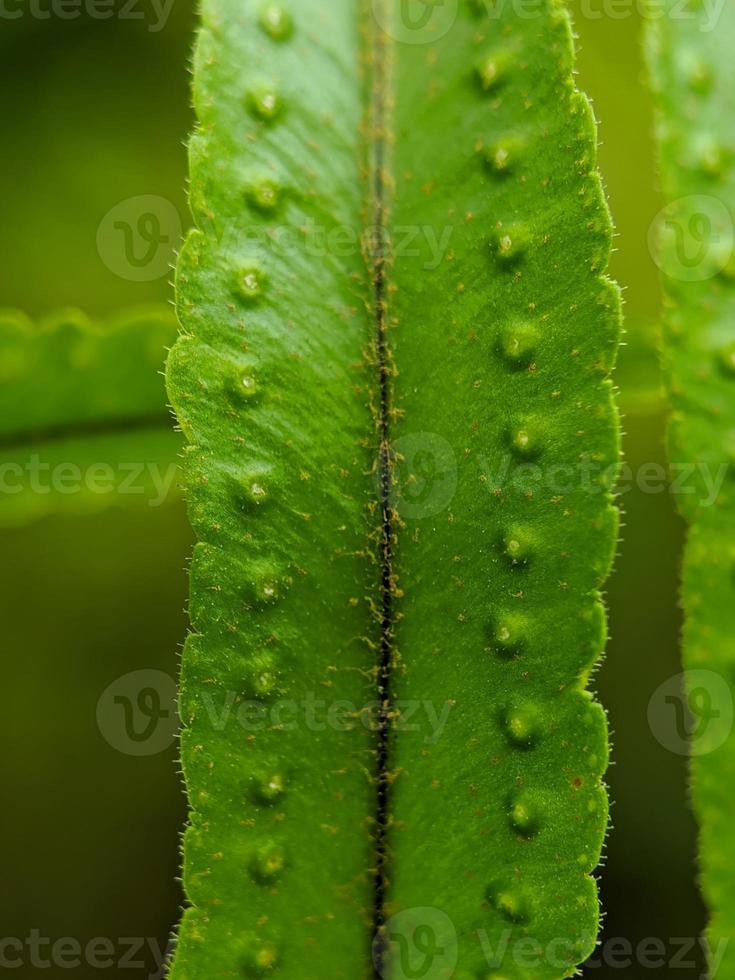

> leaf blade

[
  {"left": 382, "top": 3, "right": 620, "bottom": 975},
  {"left": 167, "top": 3, "right": 377, "bottom": 976},
  {"left": 0, "top": 307, "right": 179, "bottom": 526},
  {"left": 167, "top": 2, "right": 622, "bottom": 977},
  {"left": 647, "top": 3, "right": 735, "bottom": 973}
]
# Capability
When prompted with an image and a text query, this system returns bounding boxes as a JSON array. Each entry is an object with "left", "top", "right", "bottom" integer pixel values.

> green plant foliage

[
  {"left": 647, "top": 3, "right": 735, "bottom": 974},
  {"left": 386, "top": 4, "right": 620, "bottom": 976},
  {"left": 167, "top": 0, "right": 621, "bottom": 977},
  {"left": 0, "top": 307, "right": 180, "bottom": 526}
]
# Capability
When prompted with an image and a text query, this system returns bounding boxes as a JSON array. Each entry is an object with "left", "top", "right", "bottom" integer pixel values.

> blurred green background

[
  {"left": 0, "top": 3, "right": 705, "bottom": 976},
  {"left": 0, "top": 5, "right": 196, "bottom": 977}
]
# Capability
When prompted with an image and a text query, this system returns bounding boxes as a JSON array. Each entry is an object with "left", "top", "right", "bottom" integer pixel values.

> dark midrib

[
  {"left": 0, "top": 411, "right": 169, "bottom": 451},
  {"left": 370, "top": 3, "right": 393, "bottom": 976}
]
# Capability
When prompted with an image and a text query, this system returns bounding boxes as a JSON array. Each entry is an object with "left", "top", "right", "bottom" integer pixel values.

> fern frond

[
  {"left": 167, "top": 2, "right": 622, "bottom": 976},
  {"left": 0, "top": 307, "right": 179, "bottom": 526},
  {"left": 647, "top": 3, "right": 735, "bottom": 975}
]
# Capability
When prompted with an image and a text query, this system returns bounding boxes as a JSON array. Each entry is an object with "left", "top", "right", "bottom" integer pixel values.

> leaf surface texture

[{"left": 167, "top": 2, "right": 621, "bottom": 976}]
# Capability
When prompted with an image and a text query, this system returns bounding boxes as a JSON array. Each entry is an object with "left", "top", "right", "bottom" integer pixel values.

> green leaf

[
  {"left": 647, "top": 3, "right": 735, "bottom": 974},
  {"left": 167, "top": 1, "right": 621, "bottom": 977},
  {"left": 0, "top": 307, "right": 180, "bottom": 526}
]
